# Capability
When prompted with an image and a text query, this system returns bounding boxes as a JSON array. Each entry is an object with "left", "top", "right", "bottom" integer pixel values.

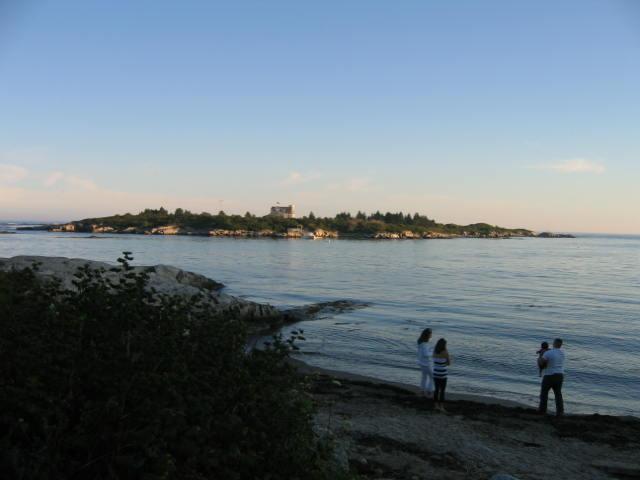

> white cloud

[
  {"left": 44, "top": 171, "right": 64, "bottom": 187},
  {"left": 0, "top": 164, "right": 28, "bottom": 183},
  {"left": 281, "top": 171, "right": 321, "bottom": 186},
  {"left": 533, "top": 158, "right": 606, "bottom": 174},
  {"left": 65, "top": 175, "right": 99, "bottom": 191},
  {"left": 43, "top": 172, "right": 99, "bottom": 190}
]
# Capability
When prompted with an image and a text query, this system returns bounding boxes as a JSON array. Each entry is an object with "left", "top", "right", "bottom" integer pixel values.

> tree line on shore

[{"left": 72, "top": 207, "right": 533, "bottom": 237}]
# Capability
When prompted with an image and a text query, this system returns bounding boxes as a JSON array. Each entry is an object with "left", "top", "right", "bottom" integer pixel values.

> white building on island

[{"left": 269, "top": 204, "right": 296, "bottom": 219}]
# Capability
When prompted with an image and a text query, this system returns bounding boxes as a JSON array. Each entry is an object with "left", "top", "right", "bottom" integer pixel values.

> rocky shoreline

[
  {"left": 0, "top": 256, "right": 365, "bottom": 335},
  {"left": 296, "top": 360, "right": 640, "bottom": 480},
  {"left": 17, "top": 223, "right": 575, "bottom": 239}
]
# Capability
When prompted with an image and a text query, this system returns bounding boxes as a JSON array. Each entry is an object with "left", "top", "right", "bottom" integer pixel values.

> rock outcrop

[
  {"left": 0, "top": 256, "right": 367, "bottom": 334},
  {"left": 208, "top": 229, "right": 276, "bottom": 238},
  {"left": 148, "top": 225, "right": 181, "bottom": 235},
  {"left": 0, "top": 256, "right": 283, "bottom": 332},
  {"left": 49, "top": 223, "right": 77, "bottom": 232},
  {"left": 91, "top": 225, "right": 115, "bottom": 233},
  {"left": 282, "top": 300, "right": 368, "bottom": 324},
  {"left": 313, "top": 229, "right": 339, "bottom": 239},
  {"left": 422, "top": 231, "right": 457, "bottom": 239},
  {"left": 537, "top": 232, "right": 576, "bottom": 238},
  {"left": 373, "top": 232, "right": 402, "bottom": 239}
]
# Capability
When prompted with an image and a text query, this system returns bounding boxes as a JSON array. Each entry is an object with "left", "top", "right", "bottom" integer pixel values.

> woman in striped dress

[{"left": 432, "top": 338, "right": 451, "bottom": 412}]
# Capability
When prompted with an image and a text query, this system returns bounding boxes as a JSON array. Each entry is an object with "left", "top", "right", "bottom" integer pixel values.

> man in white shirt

[{"left": 538, "top": 338, "right": 565, "bottom": 416}]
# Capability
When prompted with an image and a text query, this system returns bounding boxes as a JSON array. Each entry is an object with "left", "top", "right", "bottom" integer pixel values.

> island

[{"left": 18, "top": 207, "right": 575, "bottom": 239}]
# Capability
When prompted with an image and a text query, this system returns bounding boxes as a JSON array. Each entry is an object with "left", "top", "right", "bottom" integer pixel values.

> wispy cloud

[
  {"left": 44, "top": 172, "right": 99, "bottom": 190},
  {"left": 0, "top": 164, "right": 28, "bottom": 183},
  {"left": 328, "top": 177, "right": 372, "bottom": 193},
  {"left": 65, "top": 175, "right": 99, "bottom": 191},
  {"left": 532, "top": 158, "right": 605, "bottom": 174},
  {"left": 281, "top": 171, "right": 322, "bottom": 186},
  {"left": 44, "top": 171, "right": 64, "bottom": 187}
]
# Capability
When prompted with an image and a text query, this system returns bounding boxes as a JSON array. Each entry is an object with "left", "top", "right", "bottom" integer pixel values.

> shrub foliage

[{"left": 0, "top": 254, "right": 330, "bottom": 479}]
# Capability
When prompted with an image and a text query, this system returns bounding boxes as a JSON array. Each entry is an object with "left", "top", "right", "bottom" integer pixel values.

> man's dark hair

[{"left": 554, "top": 338, "right": 563, "bottom": 347}]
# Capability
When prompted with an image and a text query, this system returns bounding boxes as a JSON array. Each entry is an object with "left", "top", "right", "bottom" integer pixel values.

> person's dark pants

[
  {"left": 434, "top": 377, "right": 447, "bottom": 403},
  {"left": 539, "top": 373, "right": 564, "bottom": 415}
]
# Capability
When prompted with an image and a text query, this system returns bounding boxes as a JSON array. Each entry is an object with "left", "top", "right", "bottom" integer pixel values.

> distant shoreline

[
  {"left": 17, "top": 224, "right": 576, "bottom": 240},
  {"left": 15, "top": 207, "right": 578, "bottom": 239}
]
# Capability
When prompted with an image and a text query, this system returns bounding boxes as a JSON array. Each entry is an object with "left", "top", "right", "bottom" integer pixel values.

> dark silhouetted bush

[{"left": 0, "top": 254, "right": 334, "bottom": 479}]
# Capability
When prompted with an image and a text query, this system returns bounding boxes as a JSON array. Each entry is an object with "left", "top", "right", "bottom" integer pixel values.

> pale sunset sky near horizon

[{"left": 0, "top": 0, "right": 639, "bottom": 233}]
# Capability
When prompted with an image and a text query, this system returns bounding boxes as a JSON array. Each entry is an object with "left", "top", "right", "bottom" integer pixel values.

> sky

[{"left": 0, "top": 0, "right": 639, "bottom": 233}]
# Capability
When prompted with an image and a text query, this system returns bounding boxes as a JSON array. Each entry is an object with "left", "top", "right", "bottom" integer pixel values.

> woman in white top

[{"left": 417, "top": 328, "right": 434, "bottom": 398}]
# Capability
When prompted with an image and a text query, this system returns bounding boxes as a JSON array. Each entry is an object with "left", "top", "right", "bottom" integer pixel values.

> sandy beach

[{"left": 291, "top": 359, "right": 640, "bottom": 480}]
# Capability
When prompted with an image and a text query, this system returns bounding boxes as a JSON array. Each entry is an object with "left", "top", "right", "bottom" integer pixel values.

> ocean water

[{"left": 1, "top": 225, "right": 639, "bottom": 416}]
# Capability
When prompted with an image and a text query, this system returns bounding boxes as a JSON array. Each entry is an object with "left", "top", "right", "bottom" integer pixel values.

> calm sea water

[{"left": 1, "top": 225, "right": 639, "bottom": 416}]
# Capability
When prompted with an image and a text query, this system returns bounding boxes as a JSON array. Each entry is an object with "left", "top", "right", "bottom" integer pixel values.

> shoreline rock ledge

[{"left": 0, "top": 256, "right": 286, "bottom": 332}]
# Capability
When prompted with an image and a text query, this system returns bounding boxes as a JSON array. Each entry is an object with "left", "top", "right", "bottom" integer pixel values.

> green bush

[{"left": 0, "top": 254, "right": 333, "bottom": 479}]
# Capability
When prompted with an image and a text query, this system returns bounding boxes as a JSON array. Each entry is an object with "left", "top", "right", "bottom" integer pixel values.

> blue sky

[{"left": 1, "top": 0, "right": 639, "bottom": 232}]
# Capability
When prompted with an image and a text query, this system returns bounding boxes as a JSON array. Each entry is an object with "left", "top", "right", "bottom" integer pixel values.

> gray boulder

[{"left": 0, "top": 256, "right": 282, "bottom": 330}]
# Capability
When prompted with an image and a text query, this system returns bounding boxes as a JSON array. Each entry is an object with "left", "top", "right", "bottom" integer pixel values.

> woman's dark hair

[
  {"left": 417, "top": 328, "right": 432, "bottom": 344},
  {"left": 434, "top": 338, "right": 447, "bottom": 354}
]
